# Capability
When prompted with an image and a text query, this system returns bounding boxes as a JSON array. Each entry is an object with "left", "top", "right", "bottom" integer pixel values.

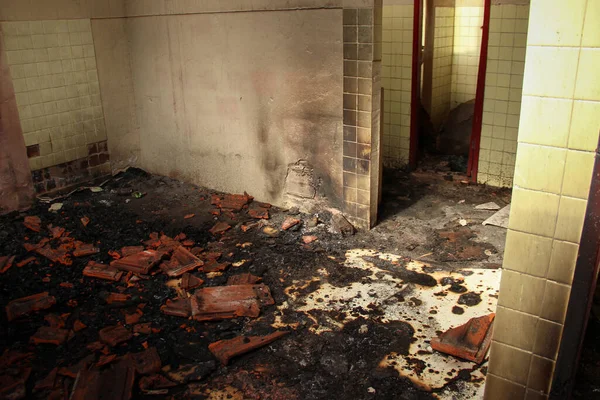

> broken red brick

[
  {"left": 0, "top": 255, "right": 16, "bottom": 274},
  {"left": 212, "top": 193, "right": 253, "bottom": 211},
  {"left": 182, "top": 239, "right": 195, "bottom": 247},
  {"left": 431, "top": 313, "right": 495, "bottom": 363},
  {"left": 189, "top": 284, "right": 274, "bottom": 322},
  {"left": 208, "top": 331, "right": 289, "bottom": 365},
  {"left": 47, "top": 225, "right": 65, "bottom": 239},
  {"left": 161, "top": 298, "right": 192, "bottom": 318},
  {"left": 73, "top": 243, "right": 100, "bottom": 257},
  {"left": 302, "top": 235, "right": 318, "bottom": 244},
  {"left": 34, "top": 367, "right": 57, "bottom": 391},
  {"left": 139, "top": 374, "right": 177, "bottom": 391},
  {"left": 108, "top": 250, "right": 122, "bottom": 259},
  {"left": 23, "top": 216, "right": 41, "bottom": 232},
  {"left": 83, "top": 261, "right": 124, "bottom": 281},
  {"left": 104, "top": 293, "right": 132, "bottom": 304},
  {"left": 74, "top": 320, "right": 87, "bottom": 332},
  {"left": 282, "top": 217, "right": 301, "bottom": 230},
  {"left": 87, "top": 341, "right": 106, "bottom": 352},
  {"left": 99, "top": 325, "right": 132, "bottom": 347},
  {"left": 248, "top": 208, "right": 269, "bottom": 219},
  {"left": 110, "top": 250, "right": 162, "bottom": 274},
  {"left": 59, "top": 282, "right": 74, "bottom": 289},
  {"left": 160, "top": 246, "right": 203, "bottom": 277},
  {"left": 6, "top": 292, "right": 56, "bottom": 321},
  {"left": 184, "top": 214, "right": 195, "bottom": 219},
  {"left": 209, "top": 222, "right": 231, "bottom": 235},
  {"left": 97, "top": 354, "right": 118, "bottom": 367},
  {"left": 181, "top": 273, "right": 204, "bottom": 290},
  {"left": 128, "top": 347, "right": 161, "bottom": 375},
  {"left": 30, "top": 326, "right": 69, "bottom": 345},
  {"left": 16, "top": 256, "right": 36, "bottom": 268},
  {"left": 121, "top": 246, "right": 145, "bottom": 257},
  {"left": 67, "top": 299, "right": 78, "bottom": 307},
  {"left": 133, "top": 323, "right": 152, "bottom": 335},
  {"left": 227, "top": 273, "right": 262, "bottom": 286},
  {"left": 202, "top": 251, "right": 221, "bottom": 261},
  {"left": 80, "top": 216, "right": 90, "bottom": 227},
  {"left": 210, "top": 208, "right": 221, "bottom": 216}
]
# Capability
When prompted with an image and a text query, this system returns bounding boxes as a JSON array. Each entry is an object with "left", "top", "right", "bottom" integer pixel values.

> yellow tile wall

[
  {"left": 450, "top": 5, "right": 483, "bottom": 108},
  {"left": 382, "top": 4, "right": 413, "bottom": 166},
  {"left": 477, "top": 4, "right": 529, "bottom": 188},
  {"left": 430, "top": 6, "right": 454, "bottom": 127},
  {"left": 1, "top": 19, "right": 107, "bottom": 171},
  {"left": 485, "top": 0, "right": 600, "bottom": 398}
]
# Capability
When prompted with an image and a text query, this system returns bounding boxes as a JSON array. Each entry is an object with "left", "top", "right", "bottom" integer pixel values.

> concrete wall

[{"left": 95, "top": 9, "right": 343, "bottom": 207}]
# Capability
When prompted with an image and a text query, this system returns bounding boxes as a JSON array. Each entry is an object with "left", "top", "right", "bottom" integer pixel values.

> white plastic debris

[
  {"left": 475, "top": 202, "right": 501, "bottom": 211},
  {"left": 48, "top": 203, "right": 63, "bottom": 212},
  {"left": 89, "top": 187, "right": 103, "bottom": 193},
  {"left": 459, "top": 219, "right": 467, "bottom": 226},
  {"left": 359, "top": 325, "right": 369, "bottom": 334},
  {"left": 367, "top": 387, "right": 376, "bottom": 394}
]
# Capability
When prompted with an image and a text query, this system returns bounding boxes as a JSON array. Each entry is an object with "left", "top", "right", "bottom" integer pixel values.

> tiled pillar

[
  {"left": 484, "top": 0, "right": 600, "bottom": 399},
  {"left": 343, "top": 0, "right": 383, "bottom": 229}
]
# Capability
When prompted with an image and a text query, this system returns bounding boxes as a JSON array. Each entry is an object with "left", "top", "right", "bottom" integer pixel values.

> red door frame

[
  {"left": 408, "top": 0, "right": 422, "bottom": 169},
  {"left": 467, "top": 0, "right": 491, "bottom": 182}
]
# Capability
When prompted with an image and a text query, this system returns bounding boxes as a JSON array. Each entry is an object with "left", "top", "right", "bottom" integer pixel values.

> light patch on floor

[{"left": 273, "top": 249, "right": 501, "bottom": 398}]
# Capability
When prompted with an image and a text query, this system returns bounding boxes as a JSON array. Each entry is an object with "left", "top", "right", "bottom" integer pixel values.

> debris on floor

[
  {"left": 482, "top": 204, "right": 511, "bottom": 228},
  {"left": 431, "top": 313, "right": 495, "bottom": 363},
  {"left": 475, "top": 202, "right": 501, "bottom": 211},
  {"left": 0, "top": 168, "right": 507, "bottom": 399}
]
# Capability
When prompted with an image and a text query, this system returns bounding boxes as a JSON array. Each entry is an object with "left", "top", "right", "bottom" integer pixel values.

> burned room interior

[{"left": 0, "top": 1, "right": 599, "bottom": 399}]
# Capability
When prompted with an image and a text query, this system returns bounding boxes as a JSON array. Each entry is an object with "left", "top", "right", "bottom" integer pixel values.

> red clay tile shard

[
  {"left": 210, "top": 209, "right": 221, "bottom": 216},
  {"left": 248, "top": 208, "right": 269, "bottom": 219},
  {"left": 208, "top": 331, "right": 289, "bottom": 365},
  {"left": 125, "top": 310, "right": 143, "bottom": 325},
  {"left": 202, "top": 259, "right": 230, "bottom": 273},
  {"left": 0, "top": 350, "right": 33, "bottom": 368},
  {"left": 6, "top": 292, "right": 56, "bottom": 321},
  {"left": 23, "top": 216, "right": 41, "bottom": 232},
  {"left": 302, "top": 235, "right": 318, "bottom": 244},
  {"left": 161, "top": 298, "right": 192, "bottom": 318},
  {"left": 160, "top": 246, "right": 203, "bottom": 277},
  {"left": 15, "top": 256, "right": 35, "bottom": 269},
  {"left": 83, "top": 261, "right": 123, "bottom": 281},
  {"left": 86, "top": 341, "right": 105, "bottom": 352},
  {"left": 431, "top": 313, "right": 495, "bottom": 364},
  {"left": 74, "top": 320, "right": 87, "bottom": 332},
  {"left": 121, "top": 246, "right": 145, "bottom": 257},
  {"left": 139, "top": 374, "right": 177, "bottom": 391},
  {"left": 0, "top": 373, "right": 28, "bottom": 400},
  {"left": 59, "top": 282, "right": 73, "bottom": 289},
  {"left": 184, "top": 214, "right": 195, "bottom": 219},
  {"left": 209, "top": 222, "right": 231, "bottom": 235},
  {"left": 227, "top": 273, "right": 262, "bottom": 286},
  {"left": 73, "top": 243, "right": 100, "bottom": 257},
  {"left": 35, "top": 367, "right": 57, "bottom": 391},
  {"left": 128, "top": 347, "right": 161, "bottom": 375},
  {"left": 35, "top": 245, "right": 72, "bottom": 265},
  {"left": 212, "top": 193, "right": 252, "bottom": 211},
  {"left": 71, "top": 360, "right": 135, "bottom": 400},
  {"left": 81, "top": 216, "right": 90, "bottom": 227},
  {"left": 282, "top": 217, "right": 301, "bottom": 230},
  {"left": 190, "top": 284, "right": 274, "bottom": 322},
  {"left": 133, "top": 323, "right": 152, "bottom": 335},
  {"left": 182, "top": 239, "right": 195, "bottom": 247},
  {"left": 44, "top": 313, "right": 66, "bottom": 328},
  {"left": 104, "top": 292, "right": 132, "bottom": 304},
  {"left": 58, "top": 355, "right": 95, "bottom": 378},
  {"left": 30, "top": 326, "right": 69, "bottom": 345},
  {"left": 181, "top": 273, "right": 204, "bottom": 290},
  {"left": 47, "top": 225, "right": 66, "bottom": 239},
  {"left": 99, "top": 325, "right": 132, "bottom": 347},
  {"left": 0, "top": 255, "right": 16, "bottom": 274},
  {"left": 110, "top": 250, "right": 162, "bottom": 274},
  {"left": 97, "top": 354, "right": 118, "bottom": 367}
]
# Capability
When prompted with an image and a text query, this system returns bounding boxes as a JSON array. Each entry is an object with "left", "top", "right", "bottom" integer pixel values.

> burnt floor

[{"left": 0, "top": 168, "right": 509, "bottom": 399}]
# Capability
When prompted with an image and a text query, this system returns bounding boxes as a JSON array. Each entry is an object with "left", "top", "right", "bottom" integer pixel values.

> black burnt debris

[{"left": 0, "top": 168, "right": 505, "bottom": 399}]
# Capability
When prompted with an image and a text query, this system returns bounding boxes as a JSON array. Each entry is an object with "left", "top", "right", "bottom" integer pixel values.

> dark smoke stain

[
  {"left": 362, "top": 256, "right": 437, "bottom": 287},
  {"left": 458, "top": 292, "right": 482, "bottom": 307}
]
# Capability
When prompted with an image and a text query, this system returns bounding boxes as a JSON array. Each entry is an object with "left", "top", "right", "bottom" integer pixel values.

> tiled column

[
  {"left": 484, "top": 0, "right": 600, "bottom": 399},
  {"left": 343, "top": 0, "right": 382, "bottom": 229}
]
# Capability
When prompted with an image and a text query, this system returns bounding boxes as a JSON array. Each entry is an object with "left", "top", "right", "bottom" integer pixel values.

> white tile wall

[
  {"left": 2, "top": 19, "right": 106, "bottom": 171},
  {"left": 451, "top": 6, "right": 483, "bottom": 108},
  {"left": 382, "top": 4, "right": 413, "bottom": 166},
  {"left": 431, "top": 6, "right": 454, "bottom": 127}
]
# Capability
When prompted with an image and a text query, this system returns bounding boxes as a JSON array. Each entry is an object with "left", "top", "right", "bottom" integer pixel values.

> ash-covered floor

[{"left": 0, "top": 167, "right": 510, "bottom": 399}]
